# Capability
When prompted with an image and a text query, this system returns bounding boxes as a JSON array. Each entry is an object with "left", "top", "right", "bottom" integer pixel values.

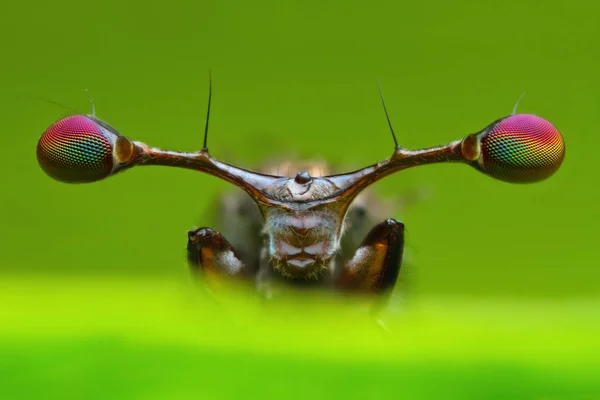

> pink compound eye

[
  {"left": 37, "top": 115, "right": 115, "bottom": 183},
  {"left": 478, "top": 114, "right": 565, "bottom": 183}
]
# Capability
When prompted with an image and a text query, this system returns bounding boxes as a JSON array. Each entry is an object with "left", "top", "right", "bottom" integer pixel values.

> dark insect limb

[
  {"left": 187, "top": 227, "right": 250, "bottom": 279},
  {"left": 339, "top": 188, "right": 425, "bottom": 267},
  {"left": 213, "top": 192, "right": 264, "bottom": 275},
  {"left": 337, "top": 218, "right": 405, "bottom": 294}
]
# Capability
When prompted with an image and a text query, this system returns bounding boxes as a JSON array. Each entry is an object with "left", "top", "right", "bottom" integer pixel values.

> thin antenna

[
  {"left": 512, "top": 92, "right": 525, "bottom": 115},
  {"left": 377, "top": 79, "right": 399, "bottom": 148},
  {"left": 85, "top": 89, "right": 96, "bottom": 117},
  {"left": 37, "top": 98, "right": 80, "bottom": 114},
  {"left": 203, "top": 71, "right": 212, "bottom": 150}
]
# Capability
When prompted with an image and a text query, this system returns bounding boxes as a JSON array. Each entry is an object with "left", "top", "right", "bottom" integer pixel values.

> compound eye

[
  {"left": 37, "top": 115, "right": 116, "bottom": 183},
  {"left": 477, "top": 114, "right": 565, "bottom": 183}
]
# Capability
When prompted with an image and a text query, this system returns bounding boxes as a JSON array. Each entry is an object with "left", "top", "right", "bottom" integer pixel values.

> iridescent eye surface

[
  {"left": 37, "top": 115, "right": 114, "bottom": 183},
  {"left": 478, "top": 114, "right": 565, "bottom": 183}
]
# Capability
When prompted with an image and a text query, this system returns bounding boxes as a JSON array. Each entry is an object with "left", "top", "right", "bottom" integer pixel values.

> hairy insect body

[
  {"left": 232, "top": 165, "right": 348, "bottom": 282},
  {"left": 264, "top": 207, "right": 339, "bottom": 280}
]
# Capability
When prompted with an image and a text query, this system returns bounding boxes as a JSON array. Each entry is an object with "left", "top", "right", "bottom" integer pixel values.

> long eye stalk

[
  {"left": 36, "top": 79, "right": 284, "bottom": 201},
  {"left": 36, "top": 114, "right": 282, "bottom": 200},
  {"left": 327, "top": 113, "right": 565, "bottom": 200}
]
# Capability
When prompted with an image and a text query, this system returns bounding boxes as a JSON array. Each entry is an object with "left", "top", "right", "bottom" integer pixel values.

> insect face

[
  {"left": 255, "top": 173, "right": 348, "bottom": 279},
  {"left": 36, "top": 85, "right": 566, "bottom": 295},
  {"left": 264, "top": 206, "right": 340, "bottom": 279}
]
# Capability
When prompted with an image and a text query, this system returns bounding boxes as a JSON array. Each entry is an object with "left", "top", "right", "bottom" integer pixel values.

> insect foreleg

[
  {"left": 337, "top": 219, "right": 405, "bottom": 294},
  {"left": 187, "top": 227, "right": 250, "bottom": 279}
]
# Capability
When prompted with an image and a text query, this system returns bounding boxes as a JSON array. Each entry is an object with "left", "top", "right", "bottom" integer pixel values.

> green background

[{"left": 1, "top": 0, "right": 598, "bottom": 398}]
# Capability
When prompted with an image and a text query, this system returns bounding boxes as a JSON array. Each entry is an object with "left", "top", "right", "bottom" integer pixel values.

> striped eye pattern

[
  {"left": 479, "top": 114, "right": 565, "bottom": 183},
  {"left": 37, "top": 115, "right": 114, "bottom": 183}
]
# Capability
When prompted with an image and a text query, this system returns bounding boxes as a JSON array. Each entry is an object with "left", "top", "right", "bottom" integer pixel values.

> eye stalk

[
  {"left": 462, "top": 114, "right": 565, "bottom": 183},
  {"left": 36, "top": 113, "right": 283, "bottom": 202},
  {"left": 326, "top": 112, "right": 566, "bottom": 202}
]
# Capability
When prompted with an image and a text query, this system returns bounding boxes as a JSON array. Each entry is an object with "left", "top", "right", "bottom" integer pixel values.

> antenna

[
  {"left": 203, "top": 71, "right": 212, "bottom": 150},
  {"left": 512, "top": 92, "right": 525, "bottom": 115},
  {"left": 85, "top": 89, "right": 96, "bottom": 117},
  {"left": 37, "top": 98, "right": 79, "bottom": 114},
  {"left": 377, "top": 80, "right": 399, "bottom": 148}
]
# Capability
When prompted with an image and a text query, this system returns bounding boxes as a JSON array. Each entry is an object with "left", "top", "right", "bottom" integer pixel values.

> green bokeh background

[{"left": 1, "top": 0, "right": 599, "bottom": 398}]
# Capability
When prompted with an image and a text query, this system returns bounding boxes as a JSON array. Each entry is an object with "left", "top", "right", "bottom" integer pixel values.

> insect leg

[
  {"left": 187, "top": 227, "right": 251, "bottom": 279},
  {"left": 337, "top": 218, "right": 405, "bottom": 294}
]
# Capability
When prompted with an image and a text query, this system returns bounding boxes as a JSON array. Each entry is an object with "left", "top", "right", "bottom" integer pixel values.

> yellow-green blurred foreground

[
  {"left": 1, "top": 277, "right": 599, "bottom": 399},
  {"left": 1, "top": 0, "right": 599, "bottom": 398}
]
